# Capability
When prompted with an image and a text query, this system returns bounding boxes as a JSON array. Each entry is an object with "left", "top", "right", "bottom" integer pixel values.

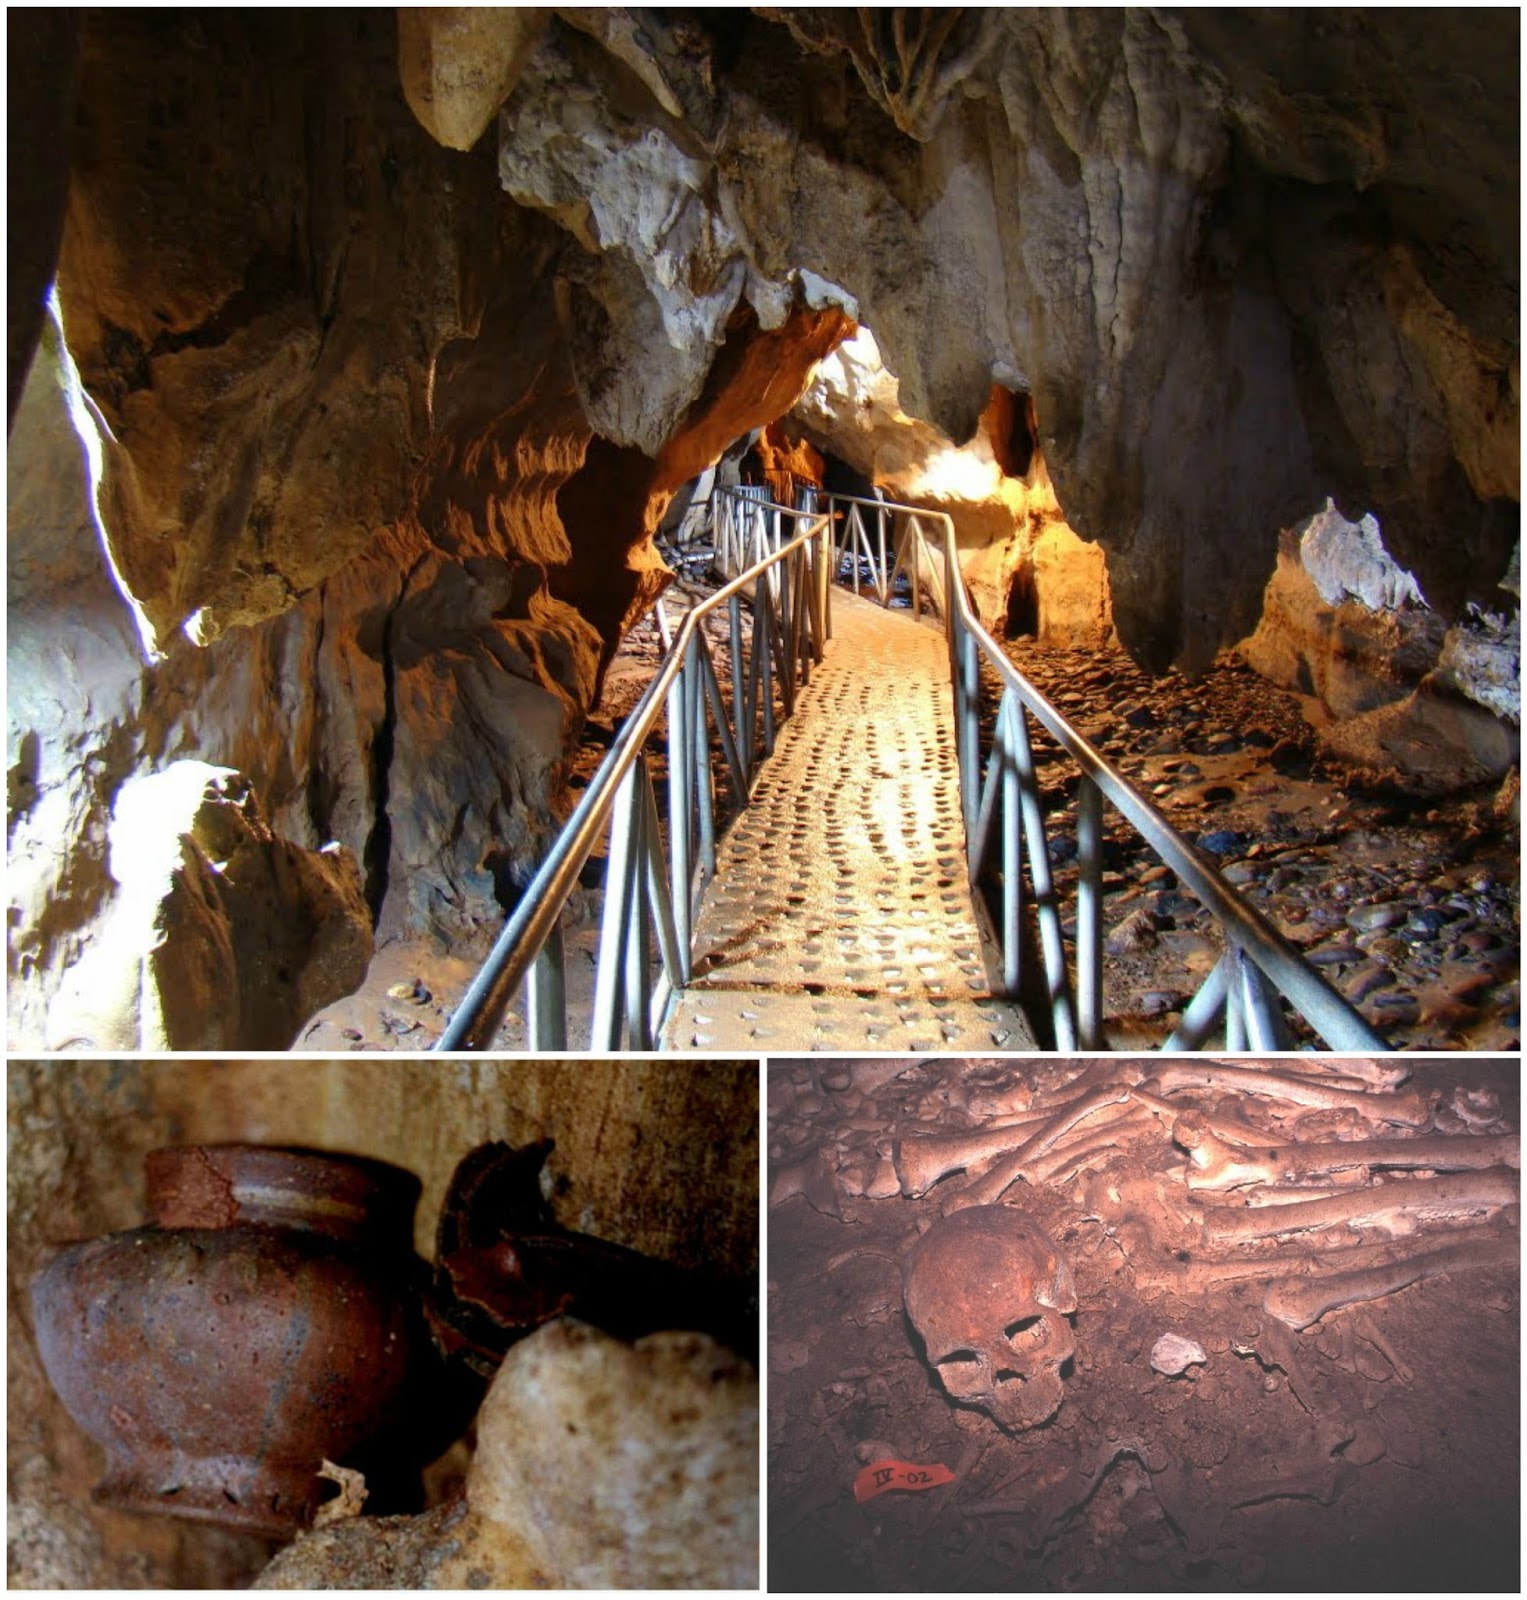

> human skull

[{"left": 903, "top": 1205, "right": 1077, "bottom": 1432}]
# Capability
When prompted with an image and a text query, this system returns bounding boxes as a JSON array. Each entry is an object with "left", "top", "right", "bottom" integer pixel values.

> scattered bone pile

[{"left": 770, "top": 1059, "right": 1519, "bottom": 1337}]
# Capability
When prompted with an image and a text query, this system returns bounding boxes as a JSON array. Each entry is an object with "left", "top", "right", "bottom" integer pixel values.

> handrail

[
  {"left": 820, "top": 490, "right": 1388, "bottom": 1052},
  {"left": 437, "top": 498, "right": 832, "bottom": 1051}
]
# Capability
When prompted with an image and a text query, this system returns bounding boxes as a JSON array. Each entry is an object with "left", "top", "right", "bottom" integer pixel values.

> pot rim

[{"left": 145, "top": 1144, "right": 420, "bottom": 1240}]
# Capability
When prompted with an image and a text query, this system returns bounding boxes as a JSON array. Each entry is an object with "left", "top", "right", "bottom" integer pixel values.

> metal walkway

[
  {"left": 438, "top": 488, "right": 1386, "bottom": 1056},
  {"left": 664, "top": 593, "right": 1036, "bottom": 1050}
]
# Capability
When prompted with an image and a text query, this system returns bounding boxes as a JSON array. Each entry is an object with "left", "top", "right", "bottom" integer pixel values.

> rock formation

[
  {"left": 255, "top": 1320, "right": 758, "bottom": 1589},
  {"left": 6, "top": 9, "right": 1518, "bottom": 1040},
  {"left": 783, "top": 326, "right": 1114, "bottom": 643}
]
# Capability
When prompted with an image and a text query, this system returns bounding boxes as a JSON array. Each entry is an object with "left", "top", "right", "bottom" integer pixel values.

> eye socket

[
  {"left": 1005, "top": 1314, "right": 1044, "bottom": 1341},
  {"left": 934, "top": 1349, "right": 981, "bottom": 1368}
]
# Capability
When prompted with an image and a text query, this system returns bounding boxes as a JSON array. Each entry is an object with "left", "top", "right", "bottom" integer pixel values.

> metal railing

[
  {"left": 437, "top": 496, "right": 833, "bottom": 1051},
  {"left": 827, "top": 491, "right": 1388, "bottom": 1052}
]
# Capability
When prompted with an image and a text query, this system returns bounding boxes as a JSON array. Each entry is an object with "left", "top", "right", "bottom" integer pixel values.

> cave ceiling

[{"left": 8, "top": 6, "right": 1520, "bottom": 671}]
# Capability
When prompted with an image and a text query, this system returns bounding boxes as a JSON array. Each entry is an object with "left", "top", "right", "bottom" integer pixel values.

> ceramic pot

[{"left": 31, "top": 1144, "right": 428, "bottom": 1537}]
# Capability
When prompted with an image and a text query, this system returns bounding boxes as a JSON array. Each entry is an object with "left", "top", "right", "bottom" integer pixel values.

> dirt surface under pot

[{"left": 767, "top": 1059, "right": 1520, "bottom": 1593}]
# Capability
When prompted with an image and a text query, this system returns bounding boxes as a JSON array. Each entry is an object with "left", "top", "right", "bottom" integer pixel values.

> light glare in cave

[
  {"left": 47, "top": 285, "right": 164, "bottom": 666},
  {"left": 46, "top": 286, "right": 164, "bottom": 662}
]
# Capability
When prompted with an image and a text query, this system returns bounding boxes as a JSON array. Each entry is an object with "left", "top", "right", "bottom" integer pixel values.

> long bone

[
  {"left": 1146, "top": 1064, "right": 1434, "bottom": 1126},
  {"left": 1200, "top": 1168, "right": 1519, "bottom": 1245},
  {"left": 1272, "top": 1059, "right": 1413, "bottom": 1091},
  {"left": 1175, "top": 1114, "right": 1521, "bottom": 1191},
  {"left": 1134, "top": 1223, "right": 1512, "bottom": 1295},
  {"left": 1264, "top": 1232, "right": 1519, "bottom": 1329},
  {"left": 942, "top": 1086, "right": 1140, "bottom": 1211},
  {"left": 894, "top": 1083, "right": 1136, "bottom": 1197}
]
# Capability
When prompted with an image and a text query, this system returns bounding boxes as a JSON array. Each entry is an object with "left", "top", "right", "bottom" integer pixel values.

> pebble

[
  {"left": 995, "top": 638, "right": 1517, "bottom": 1050},
  {"left": 1347, "top": 903, "right": 1406, "bottom": 932},
  {"left": 1107, "top": 907, "right": 1158, "bottom": 956},
  {"left": 385, "top": 978, "right": 431, "bottom": 1005},
  {"left": 1343, "top": 962, "right": 1393, "bottom": 1002},
  {"left": 1307, "top": 943, "right": 1362, "bottom": 966}
]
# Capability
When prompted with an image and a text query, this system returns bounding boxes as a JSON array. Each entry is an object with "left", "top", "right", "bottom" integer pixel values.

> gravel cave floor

[
  {"left": 301, "top": 580, "right": 1518, "bottom": 1055},
  {"left": 767, "top": 1059, "right": 1520, "bottom": 1593}
]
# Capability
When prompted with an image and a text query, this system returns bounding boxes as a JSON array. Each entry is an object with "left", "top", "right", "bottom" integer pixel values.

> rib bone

[
  {"left": 1201, "top": 1168, "right": 1519, "bottom": 1244},
  {"left": 1176, "top": 1114, "right": 1520, "bottom": 1191},
  {"left": 1264, "top": 1233, "right": 1519, "bottom": 1328},
  {"left": 1147, "top": 1064, "right": 1434, "bottom": 1126}
]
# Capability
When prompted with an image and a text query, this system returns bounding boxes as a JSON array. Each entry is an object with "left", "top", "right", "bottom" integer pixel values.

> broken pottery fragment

[
  {"left": 255, "top": 1319, "right": 758, "bottom": 1589},
  {"left": 428, "top": 1139, "right": 755, "bottom": 1372}
]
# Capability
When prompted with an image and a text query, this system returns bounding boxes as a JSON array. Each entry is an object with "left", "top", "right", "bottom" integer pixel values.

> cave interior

[{"left": 5, "top": 8, "right": 1519, "bottom": 1052}]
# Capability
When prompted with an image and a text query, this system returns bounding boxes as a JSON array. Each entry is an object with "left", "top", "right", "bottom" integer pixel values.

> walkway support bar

[
  {"left": 825, "top": 487, "right": 1388, "bottom": 1053},
  {"left": 437, "top": 500, "right": 832, "bottom": 1052}
]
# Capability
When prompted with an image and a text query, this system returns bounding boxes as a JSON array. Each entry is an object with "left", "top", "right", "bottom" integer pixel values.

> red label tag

[{"left": 852, "top": 1459, "right": 957, "bottom": 1502}]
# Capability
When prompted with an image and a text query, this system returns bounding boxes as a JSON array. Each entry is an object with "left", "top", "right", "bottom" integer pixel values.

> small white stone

[{"left": 1150, "top": 1333, "right": 1208, "bottom": 1376}]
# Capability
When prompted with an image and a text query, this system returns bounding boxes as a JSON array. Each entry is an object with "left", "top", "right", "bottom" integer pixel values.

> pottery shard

[
  {"left": 47, "top": 764, "right": 371, "bottom": 1051},
  {"left": 255, "top": 1319, "right": 758, "bottom": 1590}
]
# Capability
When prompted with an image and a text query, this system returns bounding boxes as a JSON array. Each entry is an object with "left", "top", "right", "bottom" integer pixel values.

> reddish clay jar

[{"left": 31, "top": 1145, "right": 428, "bottom": 1537}]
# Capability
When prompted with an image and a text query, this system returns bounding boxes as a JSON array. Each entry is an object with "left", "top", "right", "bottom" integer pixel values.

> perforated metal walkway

[{"left": 664, "top": 592, "right": 1037, "bottom": 1051}]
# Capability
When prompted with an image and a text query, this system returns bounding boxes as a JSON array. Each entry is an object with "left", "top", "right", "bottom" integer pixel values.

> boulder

[
  {"left": 255, "top": 1320, "right": 758, "bottom": 1590},
  {"left": 45, "top": 766, "right": 371, "bottom": 1050}
]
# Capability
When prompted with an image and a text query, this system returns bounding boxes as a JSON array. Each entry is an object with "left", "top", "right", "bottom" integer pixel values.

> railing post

[
  {"left": 1000, "top": 697, "right": 1022, "bottom": 997},
  {"left": 1008, "top": 698, "right": 1077, "bottom": 1050},
  {"left": 1224, "top": 946, "right": 1249, "bottom": 1051},
  {"left": 958, "top": 625, "right": 980, "bottom": 837},
  {"left": 625, "top": 771, "right": 654, "bottom": 1048},
  {"left": 1161, "top": 953, "right": 1230, "bottom": 1052},
  {"left": 910, "top": 517, "right": 922, "bottom": 620},
  {"left": 667, "top": 639, "right": 693, "bottom": 960},
  {"left": 1241, "top": 953, "right": 1294, "bottom": 1050},
  {"left": 525, "top": 925, "right": 568, "bottom": 1050},
  {"left": 693, "top": 633, "right": 717, "bottom": 882},
  {"left": 1076, "top": 775, "right": 1104, "bottom": 1049},
  {"left": 590, "top": 763, "right": 641, "bottom": 1049},
  {"left": 876, "top": 500, "right": 888, "bottom": 603},
  {"left": 728, "top": 591, "right": 746, "bottom": 776}
]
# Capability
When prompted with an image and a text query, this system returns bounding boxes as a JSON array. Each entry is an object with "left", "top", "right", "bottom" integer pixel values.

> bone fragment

[
  {"left": 1147, "top": 1064, "right": 1433, "bottom": 1126},
  {"left": 1277, "top": 1059, "right": 1412, "bottom": 1090},
  {"left": 1240, "top": 1183, "right": 1364, "bottom": 1206},
  {"left": 1352, "top": 1311, "right": 1414, "bottom": 1384},
  {"left": 1033, "top": 1110, "right": 1157, "bottom": 1183},
  {"left": 1150, "top": 1333, "right": 1207, "bottom": 1375},
  {"left": 1264, "top": 1232, "right": 1519, "bottom": 1329},
  {"left": 895, "top": 1084, "right": 1133, "bottom": 1198},
  {"left": 1228, "top": 1461, "right": 1359, "bottom": 1509},
  {"left": 1137, "top": 1224, "right": 1511, "bottom": 1298},
  {"left": 1176, "top": 1115, "right": 1520, "bottom": 1191},
  {"left": 942, "top": 1086, "right": 1137, "bottom": 1211},
  {"left": 1202, "top": 1168, "right": 1518, "bottom": 1244}
]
